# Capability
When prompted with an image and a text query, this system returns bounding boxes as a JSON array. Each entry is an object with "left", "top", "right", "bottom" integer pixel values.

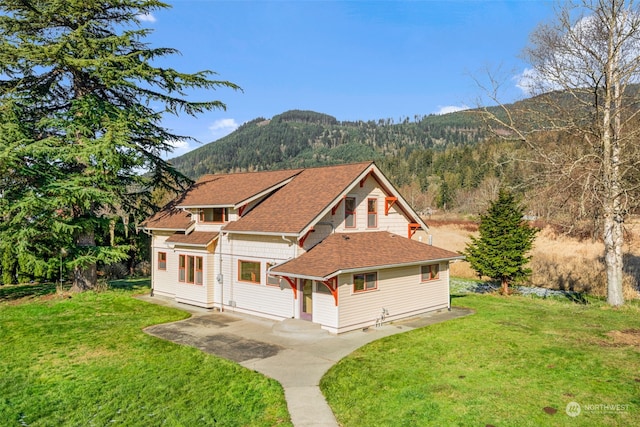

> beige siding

[
  {"left": 151, "top": 232, "right": 176, "bottom": 297},
  {"left": 336, "top": 262, "right": 450, "bottom": 333},
  {"left": 173, "top": 246, "right": 215, "bottom": 308},
  {"left": 303, "top": 211, "right": 337, "bottom": 249},
  {"left": 220, "top": 234, "right": 297, "bottom": 319},
  {"left": 312, "top": 281, "right": 339, "bottom": 331},
  {"left": 335, "top": 176, "right": 411, "bottom": 236}
]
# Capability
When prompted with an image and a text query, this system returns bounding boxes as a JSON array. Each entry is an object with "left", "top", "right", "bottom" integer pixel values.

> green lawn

[
  {"left": 321, "top": 286, "right": 640, "bottom": 427},
  {"left": 0, "top": 279, "right": 291, "bottom": 426}
]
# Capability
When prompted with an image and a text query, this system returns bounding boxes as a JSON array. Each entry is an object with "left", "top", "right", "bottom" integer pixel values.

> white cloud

[
  {"left": 163, "top": 139, "right": 192, "bottom": 159},
  {"left": 137, "top": 13, "right": 157, "bottom": 23},
  {"left": 209, "top": 118, "right": 239, "bottom": 141},
  {"left": 515, "top": 67, "right": 538, "bottom": 96},
  {"left": 435, "top": 105, "right": 469, "bottom": 115}
]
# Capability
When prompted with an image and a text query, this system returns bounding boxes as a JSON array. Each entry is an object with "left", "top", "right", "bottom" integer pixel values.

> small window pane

[
  {"left": 158, "top": 252, "right": 167, "bottom": 270},
  {"left": 354, "top": 272, "right": 377, "bottom": 292},
  {"left": 179, "top": 255, "right": 186, "bottom": 282},
  {"left": 239, "top": 261, "right": 261, "bottom": 283},
  {"left": 345, "top": 197, "right": 356, "bottom": 228},
  {"left": 367, "top": 199, "right": 377, "bottom": 228},
  {"left": 212, "top": 208, "right": 225, "bottom": 222},
  {"left": 421, "top": 264, "right": 440, "bottom": 281},
  {"left": 366, "top": 273, "right": 377, "bottom": 289},
  {"left": 195, "top": 257, "right": 203, "bottom": 285},
  {"left": 187, "top": 256, "right": 195, "bottom": 283}
]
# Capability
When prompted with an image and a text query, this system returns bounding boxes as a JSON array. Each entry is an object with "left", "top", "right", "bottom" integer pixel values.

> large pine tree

[
  {"left": 0, "top": 0, "right": 239, "bottom": 289},
  {"left": 463, "top": 189, "right": 538, "bottom": 294}
]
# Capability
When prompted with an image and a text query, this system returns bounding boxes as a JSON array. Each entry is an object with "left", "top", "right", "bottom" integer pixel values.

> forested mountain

[
  {"left": 170, "top": 109, "right": 486, "bottom": 178},
  {"left": 166, "top": 92, "right": 634, "bottom": 238},
  {"left": 167, "top": 108, "right": 519, "bottom": 217}
]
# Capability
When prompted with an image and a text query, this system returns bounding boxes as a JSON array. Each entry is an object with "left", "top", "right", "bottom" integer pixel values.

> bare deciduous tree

[{"left": 480, "top": 0, "right": 640, "bottom": 306}]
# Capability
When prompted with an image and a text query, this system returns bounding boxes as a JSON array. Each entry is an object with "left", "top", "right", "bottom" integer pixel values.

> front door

[{"left": 300, "top": 279, "right": 313, "bottom": 321}]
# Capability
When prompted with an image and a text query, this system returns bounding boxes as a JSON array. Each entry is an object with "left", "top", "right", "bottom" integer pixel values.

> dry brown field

[{"left": 426, "top": 215, "right": 640, "bottom": 300}]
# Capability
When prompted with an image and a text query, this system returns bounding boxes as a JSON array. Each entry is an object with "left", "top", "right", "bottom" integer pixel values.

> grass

[
  {"left": 0, "top": 279, "right": 291, "bottom": 426},
  {"left": 0, "top": 282, "right": 59, "bottom": 302},
  {"left": 320, "top": 286, "right": 640, "bottom": 427}
]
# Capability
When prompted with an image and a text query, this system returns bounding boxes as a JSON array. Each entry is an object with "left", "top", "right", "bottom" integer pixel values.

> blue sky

[{"left": 140, "top": 0, "right": 556, "bottom": 157}]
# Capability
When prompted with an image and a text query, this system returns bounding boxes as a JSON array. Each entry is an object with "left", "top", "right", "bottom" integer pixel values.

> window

[
  {"left": 179, "top": 255, "right": 186, "bottom": 282},
  {"left": 187, "top": 255, "right": 195, "bottom": 283},
  {"left": 179, "top": 254, "right": 203, "bottom": 285},
  {"left": 266, "top": 263, "right": 280, "bottom": 287},
  {"left": 421, "top": 264, "right": 440, "bottom": 281},
  {"left": 158, "top": 252, "right": 167, "bottom": 270},
  {"left": 367, "top": 198, "right": 377, "bottom": 228},
  {"left": 353, "top": 272, "right": 377, "bottom": 292},
  {"left": 345, "top": 197, "right": 356, "bottom": 228},
  {"left": 239, "top": 260, "right": 261, "bottom": 284},
  {"left": 199, "top": 208, "right": 228, "bottom": 223},
  {"left": 195, "top": 257, "right": 203, "bottom": 285}
]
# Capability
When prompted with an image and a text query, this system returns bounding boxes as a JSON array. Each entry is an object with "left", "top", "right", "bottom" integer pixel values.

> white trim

[{"left": 180, "top": 205, "right": 233, "bottom": 209}]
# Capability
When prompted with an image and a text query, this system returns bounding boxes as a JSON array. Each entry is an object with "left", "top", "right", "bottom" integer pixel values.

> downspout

[
  {"left": 218, "top": 229, "right": 225, "bottom": 312},
  {"left": 282, "top": 235, "right": 295, "bottom": 246},
  {"left": 281, "top": 235, "right": 298, "bottom": 317}
]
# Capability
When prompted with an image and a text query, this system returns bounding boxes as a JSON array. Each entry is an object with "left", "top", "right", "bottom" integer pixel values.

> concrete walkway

[{"left": 138, "top": 295, "right": 473, "bottom": 427}]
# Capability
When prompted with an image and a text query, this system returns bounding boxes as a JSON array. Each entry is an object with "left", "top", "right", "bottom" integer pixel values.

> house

[{"left": 141, "top": 162, "right": 463, "bottom": 334}]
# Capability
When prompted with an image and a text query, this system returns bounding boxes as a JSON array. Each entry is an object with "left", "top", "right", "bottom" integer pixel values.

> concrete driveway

[{"left": 139, "top": 295, "right": 473, "bottom": 427}]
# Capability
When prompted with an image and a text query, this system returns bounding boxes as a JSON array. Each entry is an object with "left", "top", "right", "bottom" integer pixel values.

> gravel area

[{"left": 450, "top": 278, "right": 582, "bottom": 299}]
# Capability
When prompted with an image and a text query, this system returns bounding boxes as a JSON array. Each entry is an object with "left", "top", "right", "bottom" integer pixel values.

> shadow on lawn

[
  {"left": 108, "top": 278, "right": 150, "bottom": 291},
  {"left": 0, "top": 282, "right": 59, "bottom": 302},
  {"left": 0, "top": 278, "right": 150, "bottom": 302}
]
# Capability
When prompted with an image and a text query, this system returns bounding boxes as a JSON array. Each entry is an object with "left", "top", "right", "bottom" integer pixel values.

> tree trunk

[
  {"left": 501, "top": 277, "right": 509, "bottom": 295},
  {"left": 601, "top": 20, "right": 625, "bottom": 307},
  {"left": 603, "top": 204, "right": 625, "bottom": 306},
  {"left": 70, "top": 229, "right": 97, "bottom": 292}
]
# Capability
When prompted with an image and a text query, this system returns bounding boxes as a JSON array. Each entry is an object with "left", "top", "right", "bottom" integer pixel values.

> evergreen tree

[
  {"left": 463, "top": 189, "right": 538, "bottom": 294},
  {"left": 0, "top": 0, "right": 239, "bottom": 289}
]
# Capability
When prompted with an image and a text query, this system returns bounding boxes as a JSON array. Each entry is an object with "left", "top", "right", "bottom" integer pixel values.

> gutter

[{"left": 273, "top": 255, "right": 465, "bottom": 282}]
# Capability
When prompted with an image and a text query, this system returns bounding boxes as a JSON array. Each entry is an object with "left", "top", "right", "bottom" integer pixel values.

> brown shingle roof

[
  {"left": 177, "top": 169, "right": 303, "bottom": 207},
  {"left": 141, "top": 207, "right": 193, "bottom": 230},
  {"left": 223, "top": 162, "right": 373, "bottom": 234},
  {"left": 166, "top": 231, "right": 219, "bottom": 246},
  {"left": 271, "top": 231, "right": 463, "bottom": 279}
]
